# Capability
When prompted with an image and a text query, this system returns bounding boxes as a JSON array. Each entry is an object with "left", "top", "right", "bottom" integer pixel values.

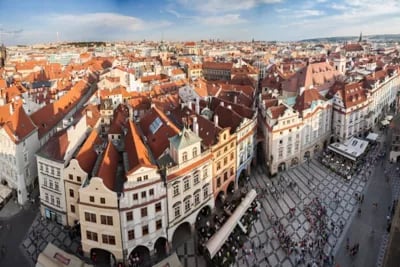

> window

[
  {"left": 100, "top": 215, "right": 113, "bottom": 225},
  {"left": 86, "top": 231, "right": 98, "bottom": 242},
  {"left": 155, "top": 202, "right": 162, "bottom": 212},
  {"left": 24, "top": 153, "right": 28, "bottom": 162},
  {"left": 156, "top": 219, "right": 162, "bottom": 230},
  {"left": 141, "top": 207, "right": 147, "bottom": 218},
  {"left": 173, "top": 184, "right": 180, "bottom": 197},
  {"left": 143, "top": 175, "right": 148, "bottom": 181},
  {"left": 224, "top": 172, "right": 228, "bottom": 181},
  {"left": 70, "top": 205, "right": 75, "bottom": 213},
  {"left": 182, "top": 152, "right": 188, "bottom": 162},
  {"left": 142, "top": 225, "right": 149, "bottom": 236},
  {"left": 141, "top": 191, "right": 147, "bottom": 198},
  {"left": 77, "top": 176, "right": 81, "bottom": 182},
  {"left": 126, "top": 211, "right": 133, "bottom": 221},
  {"left": 69, "top": 189, "right": 74, "bottom": 198},
  {"left": 102, "top": 234, "right": 116, "bottom": 245},
  {"left": 55, "top": 181, "right": 59, "bottom": 191},
  {"left": 224, "top": 157, "right": 227, "bottom": 165},
  {"left": 137, "top": 176, "right": 142, "bottom": 182},
  {"left": 89, "top": 196, "right": 95, "bottom": 203},
  {"left": 217, "top": 177, "right": 221, "bottom": 187},
  {"left": 69, "top": 174, "right": 73, "bottom": 180},
  {"left": 194, "top": 192, "right": 200, "bottom": 206},
  {"left": 230, "top": 152, "right": 234, "bottom": 160},
  {"left": 193, "top": 172, "right": 199, "bottom": 185},
  {"left": 128, "top": 230, "right": 135, "bottom": 240},
  {"left": 50, "top": 195, "right": 54, "bottom": 204},
  {"left": 203, "top": 168, "right": 208, "bottom": 179},
  {"left": 133, "top": 193, "right": 138, "bottom": 200},
  {"left": 84, "top": 212, "right": 96, "bottom": 223},
  {"left": 183, "top": 178, "right": 190, "bottom": 191},
  {"left": 40, "top": 164, "right": 43, "bottom": 171},
  {"left": 56, "top": 198, "right": 60, "bottom": 207},
  {"left": 193, "top": 147, "right": 198, "bottom": 157},
  {"left": 49, "top": 180, "right": 53, "bottom": 189},
  {"left": 149, "top": 189, "right": 154, "bottom": 196},
  {"left": 50, "top": 167, "right": 54, "bottom": 175},
  {"left": 45, "top": 193, "right": 49, "bottom": 202},
  {"left": 184, "top": 198, "right": 191, "bottom": 212},
  {"left": 149, "top": 117, "right": 163, "bottom": 134},
  {"left": 174, "top": 205, "right": 181, "bottom": 219},
  {"left": 230, "top": 167, "right": 234, "bottom": 176},
  {"left": 43, "top": 178, "right": 47, "bottom": 187},
  {"left": 203, "top": 185, "right": 209, "bottom": 199},
  {"left": 217, "top": 161, "right": 221, "bottom": 171}
]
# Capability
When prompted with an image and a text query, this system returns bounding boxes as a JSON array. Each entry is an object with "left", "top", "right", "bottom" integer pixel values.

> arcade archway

[{"left": 172, "top": 222, "right": 192, "bottom": 249}]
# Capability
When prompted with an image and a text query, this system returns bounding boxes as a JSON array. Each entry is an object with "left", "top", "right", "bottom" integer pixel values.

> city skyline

[{"left": 1, "top": 0, "right": 400, "bottom": 45}]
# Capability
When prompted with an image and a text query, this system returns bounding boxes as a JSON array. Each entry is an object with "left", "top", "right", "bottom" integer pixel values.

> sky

[{"left": 0, "top": 0, "right": 399, "bottom": 45}]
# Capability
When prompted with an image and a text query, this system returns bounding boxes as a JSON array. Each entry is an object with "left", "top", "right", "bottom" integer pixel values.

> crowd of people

[{"left": 268, "top": 197, "right": 336, "bottom": 266}]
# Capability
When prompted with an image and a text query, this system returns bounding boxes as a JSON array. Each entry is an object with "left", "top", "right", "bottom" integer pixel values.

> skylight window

[{"left": 149, "top": 117, "right": 163, "bottom": 134}]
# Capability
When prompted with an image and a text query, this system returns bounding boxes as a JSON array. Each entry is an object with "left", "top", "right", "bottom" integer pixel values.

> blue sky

[{"left": 0, "top": 0, "right": 399, "bottom": 44}]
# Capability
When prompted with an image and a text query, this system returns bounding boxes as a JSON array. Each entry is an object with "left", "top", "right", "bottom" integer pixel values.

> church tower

[
  {"left": 358, "top": 32, "right": 363, "bottom": 43},
  {"left": 0, "top": 44, "right": 6, "bottom": 68}
]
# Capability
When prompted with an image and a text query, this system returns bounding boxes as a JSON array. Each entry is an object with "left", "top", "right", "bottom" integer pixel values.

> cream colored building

[
  {"left": 164, "top": 128, "right": 214, "bottom": 242},
  {"left": 79, "top": 142, "right": 124, "bottom": 263}
]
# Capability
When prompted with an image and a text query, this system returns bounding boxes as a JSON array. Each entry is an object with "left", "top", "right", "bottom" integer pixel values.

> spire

[{"left": 358, "top": 31, "right": 362, "bottom": 43}]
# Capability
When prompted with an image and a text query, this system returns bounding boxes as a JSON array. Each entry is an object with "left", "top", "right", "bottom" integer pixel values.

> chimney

[
  {"left": 227, "top": 105, "right": 232, "bottom": 110},
  {"left": 234, "top": 95, "right": 238, "bottom": 104},
  {"left": 187, "top": 100, "right": 192, "bottom": 110},
  {"left": 193, "top": 116, "right": 199, "bottom": 136},
  {"left": 86, "top": 109, "right": 93, "bottom": 118},
  {"left": 128, "top": 105, "right": 133, "bottom": 119},
  {"left": 9, "top": 103, "right": 14, "bottom": 115},
  {"left": 220, "top": 101, "right": 224, "bottom": 107},
  {"left": 195, "top": 97, "right": 200, "bottom": 114},
  {"left": 214, "top": 115, "right": 219, "bottom": 127},
  {"left": 150, "top": 102, "right": 155, "bottom": 109},
  {"left": 299, "top": 86, "right": 305, "bottom": 96}
]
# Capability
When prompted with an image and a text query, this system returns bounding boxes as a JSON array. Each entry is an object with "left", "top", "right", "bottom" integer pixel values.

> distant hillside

[{"left": 301, "top": 34, "right": 400, "bottom": 43}]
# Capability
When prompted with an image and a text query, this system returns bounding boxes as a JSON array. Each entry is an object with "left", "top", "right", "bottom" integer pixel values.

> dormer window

[
  {"left": 192, "top": 147, "right": 198, "bottom": 158},
  {"left": 182, "top": 152, "right": 188, "bottom": 162}
]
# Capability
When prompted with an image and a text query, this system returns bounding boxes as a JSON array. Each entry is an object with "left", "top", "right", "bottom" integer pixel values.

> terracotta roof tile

[
  {"left": 75, "top": 130, "right": 102, "bottom": 173},
  {"left": 37, "top": 129, "right": 69, "bottom": 161},
  {"left": 97, "top": 141, "right": 120, "bottom": 191},
  {"left": 139, "top": 107, "right": 180, "bottom": 159},
  {"left": 108, "top": 104, "right": 129, "bottom": 135},
  {"left": 202, "top": 61, "right": 233, "bottom": 71},
  {"left": 293, "top": 88, "right": 326, "bottom": 113},
  {"left": 269, "top": 105, "right": 287, "bottom": 119},
  {"left": 125, "top": 120, "right": 156, "bottom": 174}
]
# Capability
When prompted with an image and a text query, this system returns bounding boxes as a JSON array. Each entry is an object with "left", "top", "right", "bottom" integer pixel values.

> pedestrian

[{"left": 361, "top": 194, "right": 364, "bottom": 203}]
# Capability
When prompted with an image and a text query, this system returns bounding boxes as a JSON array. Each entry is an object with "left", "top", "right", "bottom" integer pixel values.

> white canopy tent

[
  {"left": 205, "top": 189, "right": 257, "bottom": 258},
  {"left": 385, "top": 115, "right": 393, "bottom": 121},
  {"left": 381, "top": 120, "right": 390, "bottom": 126},
  {"left": 328, "top": 137, "right": 369, "bottom": 161},
  {"left": 366, "top": 132, "right": 379, "bottom": 142}
]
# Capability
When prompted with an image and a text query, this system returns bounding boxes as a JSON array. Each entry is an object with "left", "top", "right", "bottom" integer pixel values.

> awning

[
  {"left": 385, "top": 115, "right": 393, "bottom": 121},
  {"left": 152, "top": 252, "right": 183, "bottom": 267},
  {"left": 205, "top": 189, "right": 257, "bottom": 258},
  {"left": 328, "top": 137, "right": 369, "bottom": 161},
  {"left": 35, "top": 242, "right": 91, "bottom": 267},
  {"left": 366, "top": 132, "right": 379, "bottom": 142},
  {"left": 0, "top": 184, "right": 12, "bottom": 200},
  {"left": 381, "top": 120, "right": 390, "bottom": 126}
]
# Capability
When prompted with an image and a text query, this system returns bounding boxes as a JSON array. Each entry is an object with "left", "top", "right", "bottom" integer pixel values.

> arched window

[
  {"left": 192, "top": 147, "right": 198, "bottom": 158},
  {"left": 182, "top": 152, "right": 188, "bottom": 162}
]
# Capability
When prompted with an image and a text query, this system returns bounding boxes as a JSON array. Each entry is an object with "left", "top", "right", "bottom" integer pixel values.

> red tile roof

[
  {"left": 202, "top": 61, "right": 233, "bottom": 71},
  {"left": 75, "top": 129, "right": 102, "bottom": 174},
  {"left": 125, "top": 120, "right": 156, "bottom": 174},
  {"left": 0, "top": 100, "right": 37, "bottom": 143},
  {"left": 37, "top": 129, "right": 69, "bottom": 161},
  {"left": 269, "top": 105, "right": 287, "bottom": 119},
  {"left": 108, "top": 104, "right": 129, "bottom": 135},
  {"left": 97, "top": 141, "right": 120, "bottom": 191},
  {"left": 30, "top": 79, "right": 90, "bottom": 139},
  {"left": 293, "top": 88, "right": 325, "bottom": 113},
  {"left": 139, "top": 107, "right": 180, "bottom": 159}
]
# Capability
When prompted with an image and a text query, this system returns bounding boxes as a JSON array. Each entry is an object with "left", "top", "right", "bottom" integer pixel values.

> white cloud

[
  {"left": 201, "top": 14, "right": 247, "bottom": 25},
  {"left": 176, "top": 0, "right": 282, "bottom": 13}
]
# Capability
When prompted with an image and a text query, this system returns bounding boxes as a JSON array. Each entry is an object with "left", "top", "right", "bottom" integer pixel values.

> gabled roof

[
  {"left": 0, "top": 101, "right": 37, "bottom": 143},
  {"left": 269, "top": 105, "right": 287, "bottom": 119},
  {"left": 75, "top": 130, "right": 102, "bottom": 174},
  {"left": 169, "top": 127, "right": 201, "bottom": 150},
  {"left": 139, "top": 107, "right": 180, "bottom": 159},
  {"left": 202, "top": 61, "right": 233, "bottom": 70},
  {"left": 213, "top": 104, "right": 243, "bottom": 134},
  {"left": 125, "top": 120, "right": 156, "bottom": 174},
  {"left": 108, "top": 104, "right": 129, "bottom": 135},
  {"left": 37, "top": 129, "right": 69, "bottom": 162},
  {"left": 293, "top": 88, "right": 326, "bottom": 113},
  {"left": 97, "top": 141, "right": 120, "bottom": 191}
]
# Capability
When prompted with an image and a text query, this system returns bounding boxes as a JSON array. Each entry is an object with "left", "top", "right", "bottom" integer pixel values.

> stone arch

[
  {"left": 304, "top": 151, "right": 311, "bottom": 160},
  {"left": 278, "top": 162, "right": 286, "bottom": 172},
  {"left": 291, "top": 157, "right": 299, "bottom": 167},
  {"left": 154, "top": 237, "right": 168, "bottom": 262},
  {"left": 171, "top": 221, "right": 192, "bottom": 249},
  {"left": 128, "top": 245, "right": 151, "bottom": 267},
  {"left": 90, "top": 248, "right": 116, "bottom": 267},
  {"left": 227, "top": 181, "right": 235, "bottom": 196}
]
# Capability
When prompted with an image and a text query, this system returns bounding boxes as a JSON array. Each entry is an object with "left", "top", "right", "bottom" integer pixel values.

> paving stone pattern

[
  {"left": 20, "top": 214, "right": 82, "bottom": 266},
  {"left": 176, "top": 159, "right": 369, "bottom": 267}
]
